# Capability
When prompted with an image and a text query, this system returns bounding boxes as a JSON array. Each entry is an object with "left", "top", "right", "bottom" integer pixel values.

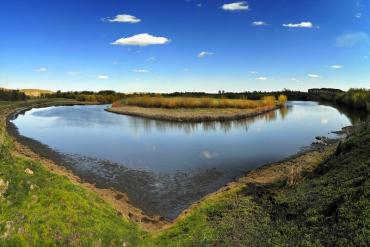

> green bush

[{"left": 335, "top": 88, "right": 370, "bottom": 111}]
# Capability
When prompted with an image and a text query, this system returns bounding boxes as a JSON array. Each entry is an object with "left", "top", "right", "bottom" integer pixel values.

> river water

[{"left": 11, "top": 101, "right": 356, "bottom": 219}]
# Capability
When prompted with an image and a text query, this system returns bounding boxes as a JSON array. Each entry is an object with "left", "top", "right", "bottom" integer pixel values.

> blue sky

[{"left": 0, "top": 0, "right": 369, "bottom": 93}]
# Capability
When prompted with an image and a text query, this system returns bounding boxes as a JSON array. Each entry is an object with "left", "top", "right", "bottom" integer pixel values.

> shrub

[
  {"left": 278, "top": 95, "right": 288, "bottom": 105},
  {"left": 261, "top": 96, "right": 276, "bottom": 107},
  {"left": 335, "top": 88, "right": 370, "bottom": 111}
]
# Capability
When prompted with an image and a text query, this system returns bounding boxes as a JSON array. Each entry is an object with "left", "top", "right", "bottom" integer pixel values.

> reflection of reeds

[
  {"left": 279, "top": 106, "right": 289, "bottom": 120},
  {"left": 121, "top": 96, "right": 277, "bottom": 109},
  {"left": 126, "top": 106, "right": 292, "bottom": 134}
]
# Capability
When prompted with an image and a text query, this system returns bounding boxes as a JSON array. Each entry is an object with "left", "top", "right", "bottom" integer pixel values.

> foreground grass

[
  {"left": 0, "top": 99, "right": 143, "bottom": 246},
  {"left": 144, "top": 123, "right": 370, "bottom": 246}
]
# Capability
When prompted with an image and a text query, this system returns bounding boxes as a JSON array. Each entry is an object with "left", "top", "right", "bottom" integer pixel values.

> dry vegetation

[{"left": 117, "top": 95, "right": 284, "bottom": 109}]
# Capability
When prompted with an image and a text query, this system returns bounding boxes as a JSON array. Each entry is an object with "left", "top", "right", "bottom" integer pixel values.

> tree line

[
  {"left": 0, "top": 88, "right": 27, "bottom": 101},
  {"left": 1, "top": 87, "right": 368, "bottom": 112}
]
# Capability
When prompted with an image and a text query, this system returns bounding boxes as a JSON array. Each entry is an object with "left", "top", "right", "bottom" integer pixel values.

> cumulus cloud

[
  {"left": 35, "top": 67, "right": 47, "bottom": 72},
  {"left": 282, "top": 22, "right": 313, "bottom": 28},
  {"left": 256, "top": 77, "right": 268, "bottom": 81},
  {"left": 68, "top": 71, "right": 83, "bottom": 75},
  {"left": 198, "top": 51, "right": 213, "bottom": 58},
  {"left": 308, "top": 74, "right": 319, "bottom": 78},
  {"left": 329, "top": 65, "right": 343, "bottom": 69},
  {"left": 222, "top": 1, "right": 249, "bottom": 11},
  {"left": 252, "top": 21, "right": 267, "bottom": 26},
  {"left": 111, "top": 33, "right": 170, "bottom": 46},
  {"left": 106, "top": 14, "right": 141, "bottom": 23},
  {"left": 98, "top": 75, "right": 109, "bottom": 80},
  {"left": 336, "top": 32, "right": 369, "bottom": 47},
  {"left": 133, "top": 69, "right": 149, "bottom": 73}
]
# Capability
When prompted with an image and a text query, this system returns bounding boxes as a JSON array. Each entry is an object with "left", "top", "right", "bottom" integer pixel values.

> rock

[
  {"left": 30, "top": 184, "right": 36, "bottom": 190},
  {"left": 31, "top": 195, "right": 38, "bottom": 203},
  {"left": 2, "top": 221, "right": 14, "bottom": 238},
  {"left": 0, "top": 179, "right": 9, "bottom": 196},
  {"left": 25, "top": 168, "right": 34, "bottom": 175}
]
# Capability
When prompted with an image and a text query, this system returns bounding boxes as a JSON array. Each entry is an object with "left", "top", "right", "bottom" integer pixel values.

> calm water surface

[{"left": 11, "top": 101, "right": 354, "bottom": 219}]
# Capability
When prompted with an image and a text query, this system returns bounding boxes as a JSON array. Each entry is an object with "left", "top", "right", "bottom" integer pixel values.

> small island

[{"left": 107, "top": 95, "right": 287, "bottom": 122}]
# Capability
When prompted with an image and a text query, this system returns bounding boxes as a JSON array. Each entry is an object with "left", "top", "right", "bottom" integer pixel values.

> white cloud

[
  {"left": 98, "top": 75, "right": 109, "bottom": 80},
  {"left": 112, "top": 62, "right": 118, "bottom": 65},
  {"left": 256, "top": 77, "right": 268, "bottom": 81},
  {"left": 222, "top": 1, "right": 249, "bottom": 11},
  {"left": 35, "top": 67, "right": 47, "bottom": 72},
  {"left": 198, "top": 51, "right": 213, "bottom": 58},
  {"left": 329, "top": 65, "right": 343, "bottom": 69},
  {"left": 308, "top": 74, "right": 319, "bottom": 78},
  {"left": 133, "top": 69, "right": 149, "bottom": 73},
  {"left": 68, "top": 71, "right": 83, "bottom": 75},
  {"left": 355, "top": 13, "right": 362, "bottom": 18},
  {"left": 111, "top": 33, "right": 170, "bottom": 46},
  {"left": 336, "top": 32, "right": 369, "bottom": 47},
  {"left": 252, "top": 21, "right": 267, "bottom": 26},
  {"left": 291, "top": 78, "right": 303, "bottom": 83},
  {"left": 249, "top": 71, "right": 258, "bottom": 74},
  {"left": 282, "top": 22, "right": 313, "bottom": 28},
  {"left": 106, "top": 14, "right": 141, "bottom": 23}
]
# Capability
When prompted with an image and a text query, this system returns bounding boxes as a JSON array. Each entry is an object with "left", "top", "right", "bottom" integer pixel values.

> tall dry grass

[{"left": 119, "top": 96, "right": 280, "bottom": 109}]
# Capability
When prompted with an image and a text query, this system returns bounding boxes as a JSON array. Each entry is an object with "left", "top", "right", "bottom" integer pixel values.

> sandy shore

[{"left": 106, "top": 105, "right": 280, "bottom": 122}]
